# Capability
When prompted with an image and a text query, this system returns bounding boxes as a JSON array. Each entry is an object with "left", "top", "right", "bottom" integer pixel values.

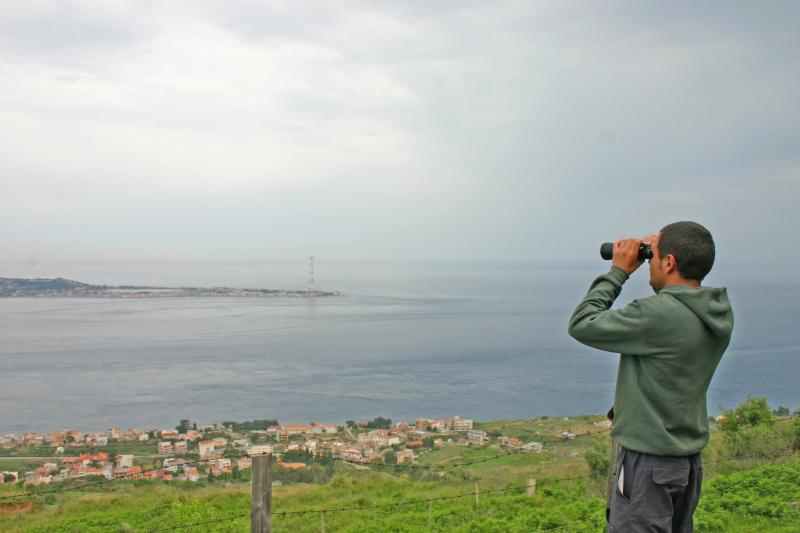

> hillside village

[{"left": 1, "top": 415, "right": 579, "bottom": 488}]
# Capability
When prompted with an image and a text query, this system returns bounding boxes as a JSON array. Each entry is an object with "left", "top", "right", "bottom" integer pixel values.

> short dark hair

[{"left": 658, "top": 221, "right": 715, "bottom": 281}]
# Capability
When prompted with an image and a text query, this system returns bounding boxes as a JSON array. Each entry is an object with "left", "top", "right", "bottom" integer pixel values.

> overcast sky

[{"left": 1, "top": 1, "right": 798, "bottom": 267}]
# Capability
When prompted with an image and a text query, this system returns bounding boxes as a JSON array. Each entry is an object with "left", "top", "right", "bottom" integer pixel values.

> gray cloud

[{"left": 0, "top": 1, "right": 798, "bottom": 265}]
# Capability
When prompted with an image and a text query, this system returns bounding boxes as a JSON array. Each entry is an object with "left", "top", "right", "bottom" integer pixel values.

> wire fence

[{"left": 147, "top": 445, "right": 799, "bottom": 532}]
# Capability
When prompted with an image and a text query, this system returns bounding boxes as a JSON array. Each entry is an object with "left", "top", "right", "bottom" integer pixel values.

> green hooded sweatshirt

[{"left": 568, "top": 267, "right": 734, "bottom": 456}]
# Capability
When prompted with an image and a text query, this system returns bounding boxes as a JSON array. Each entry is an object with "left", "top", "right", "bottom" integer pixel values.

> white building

[
  {"left": 198, "top": 440, "right": 215, "bottom": 458},
  {"left": 449, "top": 417, "right": 473, "bottom": 431},
  {"left": 467, "top": 430, "right": 487, "bottom": 444}
]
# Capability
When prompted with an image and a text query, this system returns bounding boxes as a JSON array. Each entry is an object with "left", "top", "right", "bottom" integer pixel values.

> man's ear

[{"left": 663, "top": 254, "right": 678, "bottom": 275}]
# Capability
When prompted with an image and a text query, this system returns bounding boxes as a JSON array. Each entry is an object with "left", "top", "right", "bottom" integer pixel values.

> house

[
  {"left": 280, "top": 462, "right": 306, "bottom": 470},
  {"left": 395, "top": 450, "right": 415, "bottom": 464},
  {"left": 64, "top": 429, "right": 82, "bottom": 442},
  {"left": 79, "top": 452, "right": 109, "bottom": 463},
  {"left": 449, "top": 417, "right": 473, "bottom": 431},
  {"left": 467, "top": 430, "right": 486, "bottom": 444},
  {"left": 198, "top": 440, "right": 215, "bottom": 458},
  {"left": 212, "top": 437, "right": 227, "bottom": 449},
  {"left": 174, "top": 441, "right": 188, "bottom": 455},
  {"left": 160, "top": 430, "right": 179, "bottom": 440},
  {"left": 500, "top": 436, "right": 522, "bottom": 449},
  {"left": 142, "top": 469, "right": 163, "bottom": 480},
  {"left": 157, "top": 442, "right": 174, "bottom": 455},
  {"left": 46, "top": 432, "right": 66, "bottom": 446},
  {"left": 236, "top": 457, "right": 252, "bottom": 470},
  {"left": 342, "top": 448, "right": 364, "bottom": 462},
  {"left": 185, "top": 430, "right": 203, "bottom": 441},
  {"left": 521, "top": 441, "right": 543, "bottom": 453},
  {"left": 117, "top": 455, "right": 135, "bottom": 468},
  {"left": 210, "top": 458, "right": 232, "bottom": 475},
  {"left": 163, "top": 458, "right": 179, "bottom": 472},
  {"left": 282, "top": 425, "right": 313, "bottom": 436},
  {"left": 85, "top": 433, "right": 108, "bottom": 446},
  {"left": 185, "top": 467, "right": 200, "bottom": 482},
  {"left": 430, "top": 419, "right": 448, "bottom": 432},
  {"left": 379, "top": 436, "right": 401, "bottom": 448},
  {"left": 101, "top": 462, "right": 115, "bottom": 479},
  {"left": 22, "top": 432, "right": 44, "bottom": 446}
]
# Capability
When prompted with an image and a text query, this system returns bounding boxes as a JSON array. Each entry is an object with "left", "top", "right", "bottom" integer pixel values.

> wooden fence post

[
  {"left": 606, "top": 439, "right": 621, "bottom": 520},
  {"left": 251, "top": 453, "right": 272, "bottom": 533},
  {"left": 527, "top": 478, "right": 537, "bottom": 497},
  {"left": 474, "top": 482, "right": 479, "bottom": 507},
  {"left": 320, "top": 511, "right": 325, "bottom": 533},
  {"left": 428, "top": 498, "right": 433, "bottom": 528}
]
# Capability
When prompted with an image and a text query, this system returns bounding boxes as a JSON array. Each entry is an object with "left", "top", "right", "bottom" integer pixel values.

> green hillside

[{"left": 1, "top": 399, "right": 798, "bottom": 532}]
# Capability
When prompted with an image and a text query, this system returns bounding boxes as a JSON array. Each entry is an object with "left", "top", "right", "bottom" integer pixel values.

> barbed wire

[
  {"left": 149, "top": 474, "right": 593, "bottom": 531},
  {"left": 148, "top": 511, "right": 250, "bottom": 532}
]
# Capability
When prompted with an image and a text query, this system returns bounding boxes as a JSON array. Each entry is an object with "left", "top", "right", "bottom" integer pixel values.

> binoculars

[{"left": 600, "top": 242, "right": 653, "bottom": 261}]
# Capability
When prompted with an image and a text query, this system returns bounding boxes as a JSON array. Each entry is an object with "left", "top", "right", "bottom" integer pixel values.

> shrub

[
  {"left": 720, "top": 396, "right": 774, "bottom": 434},
  {"left": 584, "top": 439, "right": 610, "bottom": 482},
  {"left": 723, "top": 424, "right": 790, "bottom": 461},
  {"left": 790, "top": 418, "right": 800, "bottom": 451}
]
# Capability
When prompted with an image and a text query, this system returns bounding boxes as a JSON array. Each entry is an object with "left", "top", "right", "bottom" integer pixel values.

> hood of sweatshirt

[{"left": 659, "top": 284, "right": 734, "bottom": 338}]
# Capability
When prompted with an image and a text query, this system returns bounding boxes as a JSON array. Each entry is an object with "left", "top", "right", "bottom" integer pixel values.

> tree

[
  {"left": 176, "top": 419, "right": 192, "bottom": 433},
  {"left": 773, "top": 406, "right": 790, "bottom": 417},
  {"left": 367, "top": 417, "right": 391, "bottom": 429},
  {"left": 3, "top": 473, "right": 16, "bottom": 483},
  {"left": 720, "top": 396, "right": 774, "bottom": 434}
]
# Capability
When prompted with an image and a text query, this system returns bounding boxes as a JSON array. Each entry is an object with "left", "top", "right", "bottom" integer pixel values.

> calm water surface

[{"left": 1, "top": 261, "right": 797, "bottom": 433}]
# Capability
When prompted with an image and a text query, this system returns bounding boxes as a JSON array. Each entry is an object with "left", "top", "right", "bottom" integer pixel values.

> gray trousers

[{"left": 608, "top": 447, "right": 703, "bottom": 533}]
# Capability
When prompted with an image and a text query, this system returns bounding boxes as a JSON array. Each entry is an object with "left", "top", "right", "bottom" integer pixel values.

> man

[{"left": 568, "top": 221, "right": 734, "bottom": 532}]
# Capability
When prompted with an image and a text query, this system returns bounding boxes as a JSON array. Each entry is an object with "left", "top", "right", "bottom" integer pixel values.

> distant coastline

[{"left": 0, "top": 277, "right": 344, "bottom": 298}]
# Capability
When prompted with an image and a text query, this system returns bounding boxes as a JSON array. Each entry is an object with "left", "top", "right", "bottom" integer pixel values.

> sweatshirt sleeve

[{"left": 568, "top": 267, "right": 652, "bottom": 354}]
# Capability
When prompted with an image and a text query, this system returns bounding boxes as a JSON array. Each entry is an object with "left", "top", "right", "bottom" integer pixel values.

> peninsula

[{"left": 0, "top": 278, "right": 343, "bottom": 298}]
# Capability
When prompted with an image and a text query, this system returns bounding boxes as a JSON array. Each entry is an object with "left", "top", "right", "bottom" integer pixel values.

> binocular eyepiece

[{"left": 600, "top": 242, "right": 653, "bottom": 261}]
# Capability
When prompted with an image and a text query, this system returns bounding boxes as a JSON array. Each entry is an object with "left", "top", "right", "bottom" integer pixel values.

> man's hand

[{"left": 612, "top": 238, "right": 644, "bottom": 275}]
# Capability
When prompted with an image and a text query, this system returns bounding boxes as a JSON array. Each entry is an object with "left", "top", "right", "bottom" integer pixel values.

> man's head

[{"left": 648, "top": 221, "right": 715, "bottom": 290}]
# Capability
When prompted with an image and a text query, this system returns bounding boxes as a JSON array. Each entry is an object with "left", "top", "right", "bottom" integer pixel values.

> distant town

[
  {"left": 0, "top": 415, "right": 610, "bottom": 487},
  {"left": 0, "top": 278, "right": 344, "bottom": 298}
]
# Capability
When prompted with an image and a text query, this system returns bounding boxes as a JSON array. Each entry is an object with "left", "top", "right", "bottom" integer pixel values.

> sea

[{"left": 1, "top": 260, "right": 798, "bottom": 434}]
